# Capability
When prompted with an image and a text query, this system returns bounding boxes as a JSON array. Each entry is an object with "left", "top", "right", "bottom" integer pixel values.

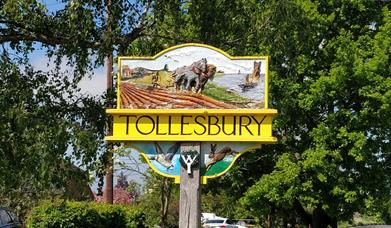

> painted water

[{"left": 211, "top": 73, "right": 265, "bottom": 102}]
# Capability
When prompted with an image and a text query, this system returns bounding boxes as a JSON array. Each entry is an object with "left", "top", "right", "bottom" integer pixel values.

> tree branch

[
  {"left": 0, "top": 33, "right": 101, "bottom": 48},
  {"left": 121, "top": 0, "right": 154, "bottom": 44}
]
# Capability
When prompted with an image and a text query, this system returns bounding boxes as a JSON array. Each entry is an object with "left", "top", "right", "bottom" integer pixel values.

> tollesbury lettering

[{"left": 118, "top": 114, "right": 267, "bottom": 136}]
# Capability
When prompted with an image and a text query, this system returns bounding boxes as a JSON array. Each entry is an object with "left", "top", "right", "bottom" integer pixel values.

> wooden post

[{"left": 179, "top": 143, "right": 201, "bottom": 228}]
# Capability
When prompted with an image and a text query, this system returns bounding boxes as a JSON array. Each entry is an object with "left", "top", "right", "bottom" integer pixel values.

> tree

[
  {"left": 116, "top": 171, "right": 129, "bottom": 189},
  {"left": 237, "top": 1, "right": 391, "bottom": 227},
  {"left": 118, "top": 1, "right": 391, "bottom": 226},
  {"left": 115, "top": 171, "right": 141, "bottom": 203},
  {"left": 0, "top": 0, "right": 154, "bottom": 215},
  {"left": 136, "top": 172, "right": 179, "bottom": 228},
  {"left": 0, "top": 54, "right": 105, "bottom": 215},
  {"left": 127, "top": 181, "right": 141, "bottom": 202},
  {"left": 0, "top": 0, "right": 155, "bottom": 74},
  {"left": 2, "top": 0, "right": 390, "bottom": 226},
  {"left": 142, "top": 0, "right": 391, "bottom": 226},
  {"left": 115, "top": 150, "right": 178, "bottom": 227}
]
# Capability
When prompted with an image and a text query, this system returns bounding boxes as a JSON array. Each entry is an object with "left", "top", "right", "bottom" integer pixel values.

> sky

[{"left": 28, "top": 48, "right": 107, "bottom": 96}]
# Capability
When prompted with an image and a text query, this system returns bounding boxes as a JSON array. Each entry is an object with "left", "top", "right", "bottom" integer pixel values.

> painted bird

[
  {"left": 150, "top": 142, "right": 180, "bottom": 169},
  {"left": 206, "top": 144, "right": 237, "bottom": 171}
]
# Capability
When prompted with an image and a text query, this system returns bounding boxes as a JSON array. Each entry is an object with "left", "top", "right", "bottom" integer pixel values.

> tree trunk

[
  {"left": 160, "top": 178, "right": 171, "bottom": 228},
  {"left": 312, "top": 207, "right": 337, "bottom": 228},
  {"left": 293, "top": 199, "right": 312, "bottom": 226},
  {"left": 267, "top": 214, "right": 273, "bottom": 228},
  {"left": 103, "top": 0, "right": 114, "bottom": 204}
]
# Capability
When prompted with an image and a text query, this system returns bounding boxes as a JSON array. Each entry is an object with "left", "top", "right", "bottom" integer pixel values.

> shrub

[
  {"left": 382, "top": 199, "right": 391, "bottom": 224},
  {"left": 26, "top": 200, "right": 146, "bottom": 228}
]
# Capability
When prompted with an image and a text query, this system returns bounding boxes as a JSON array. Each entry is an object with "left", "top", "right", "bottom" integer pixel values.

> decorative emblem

[{"left": 179, "top": 150, "right": 200, "bottom": 174}]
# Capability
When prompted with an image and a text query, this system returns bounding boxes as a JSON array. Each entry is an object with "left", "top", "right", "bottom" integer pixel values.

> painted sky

[{"left": 121, "top": 46, "right": 267, "bottom": 74}]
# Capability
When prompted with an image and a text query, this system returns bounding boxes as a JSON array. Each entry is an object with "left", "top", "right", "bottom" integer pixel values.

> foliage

[
  {"left": 112, "top": 187, "right": 132, "bottom": 205},
  {"left": 1, "top": 0, "right": 391, "bottom": 226},
  {"left": 382, "top": 199, "right": 391, "bottom": 224},
  {"left": 236, "top": 0, "right": 391, "bottom": 225},
  {"left": 115, "top": 0, "right": 391, "bottom": 225},
  {"left": 0, "top": 0, "right": 155, "bottom": 218},
  {"left": 114, "top": 172, "right": 141, "bottom": 204},
  {"left": 26, "top": 200, "right": 146, "bottom": 228},
  {"left": 116, "top": 172, "right": 129, "bottom": 190},
  {"left": 141, "top": 0, "right": 391, "bottom": 225},
  {"left": 0, "top": 0, "right": 155, "bottom": 75},
  {"left": 137, "top": 172, "right": 179, "bottom": 228},
  {"left": 0, "top": 55, "right": 106, "bottom": 216},
  {"left": 339, "top": 212, "right": 385, "bottom": 227},
  {"left": 201, "top": 150, "right": 276, "bottom": 224},
  {"left": 95, "top": 187, "right": 134, "bottom": 205},
  {"left": 201, "top": 191, "right": 237, "bottom": 220},
  {"left": 114, "top": 148, "right": 178, "bottom": 226},
  {"left": 126, "top": 181, "right": 141, "bottom": 202}
]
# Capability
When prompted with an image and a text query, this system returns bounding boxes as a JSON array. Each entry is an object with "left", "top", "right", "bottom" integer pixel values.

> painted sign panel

[
  {"left": 106, "top": 43, "right": 277, "bottom": 143},
  {"left": 125, "top": 141, "right": 261, "bottom": 184},
  {"left": 118, "top": 44, "right": 267, "bottom": 109}
]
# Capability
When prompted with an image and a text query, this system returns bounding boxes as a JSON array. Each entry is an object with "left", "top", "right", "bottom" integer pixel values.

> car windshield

[
  {"left": 226, "top": 219, "right": 234, "bottom": 224},
  {"left": 206, "top": 219, "right": 225, "bottom": 223}
]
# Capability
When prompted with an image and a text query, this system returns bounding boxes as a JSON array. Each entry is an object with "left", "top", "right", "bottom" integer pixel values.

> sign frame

[{"left": 106, "top": 43, "right": 277, "bottom": 143}]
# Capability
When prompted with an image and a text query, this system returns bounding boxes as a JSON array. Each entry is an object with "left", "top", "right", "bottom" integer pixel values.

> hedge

[{"left": 26, "top": 200, "right": 146, "bottom": 228}]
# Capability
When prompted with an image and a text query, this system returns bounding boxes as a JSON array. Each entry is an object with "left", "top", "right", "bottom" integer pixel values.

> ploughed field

[{"left": 120, "top": 82, "right": 235, "bottom": 109}]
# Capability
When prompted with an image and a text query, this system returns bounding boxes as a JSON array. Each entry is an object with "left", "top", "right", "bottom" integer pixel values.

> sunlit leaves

[{"left": 0, "top": 55, "right": 106, "bottom": 215}]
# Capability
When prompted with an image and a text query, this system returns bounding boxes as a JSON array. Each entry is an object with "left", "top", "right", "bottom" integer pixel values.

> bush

[
  {"left": 382, "top": 199, "right": 391, "bottom": 224},
  {"left": 26, "top": 200, "right": 146, "bottom": 228}
]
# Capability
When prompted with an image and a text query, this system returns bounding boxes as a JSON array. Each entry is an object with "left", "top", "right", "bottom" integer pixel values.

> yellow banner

[{"left": 106, "top": 109, "right": 277, "bottom": 142}]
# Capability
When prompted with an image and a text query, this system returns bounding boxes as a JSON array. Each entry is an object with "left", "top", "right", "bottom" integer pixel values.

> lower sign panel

[{"left": 124, "top": 141, "right": 262, "bottom": 184}]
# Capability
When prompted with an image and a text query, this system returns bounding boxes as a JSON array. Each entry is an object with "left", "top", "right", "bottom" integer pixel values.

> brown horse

[
  {"left": 173, "top": 58, "right": 207, "bottom": 91},
  {"left": 196, "top": 64, "right": 216, "bottom": 93}
]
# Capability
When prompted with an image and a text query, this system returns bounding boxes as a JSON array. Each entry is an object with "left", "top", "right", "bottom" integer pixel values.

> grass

[
  {"left": 203, "top": 83, "right": 249, "bottom": 103},
  {"left": 214, "top": 72, "right": 225, "bottom": 77}
]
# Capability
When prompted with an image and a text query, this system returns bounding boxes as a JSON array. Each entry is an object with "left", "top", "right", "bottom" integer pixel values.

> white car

[
  {"left": 203, "top": 218, "right": 239, "bottom": 228},
  {"left": 201, "top": 212, "right": 217, "bottom": 224}
]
